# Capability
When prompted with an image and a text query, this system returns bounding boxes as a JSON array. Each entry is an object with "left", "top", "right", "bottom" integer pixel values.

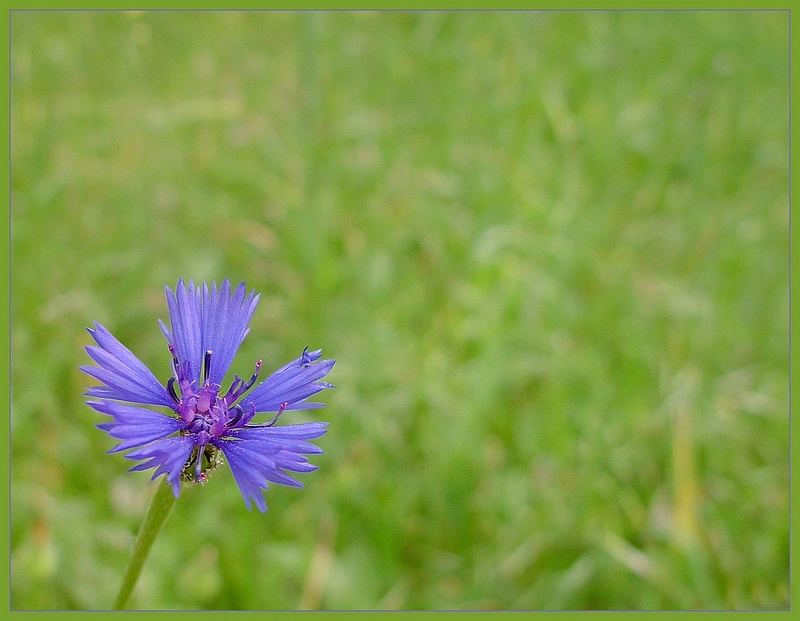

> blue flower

[{"left": 81, "top": 279, "right": 335, "bottom": 511}]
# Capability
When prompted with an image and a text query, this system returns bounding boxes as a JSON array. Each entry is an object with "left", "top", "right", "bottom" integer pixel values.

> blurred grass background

[{"left": 10, "top": 11, "right": 788, "bottom": 610}]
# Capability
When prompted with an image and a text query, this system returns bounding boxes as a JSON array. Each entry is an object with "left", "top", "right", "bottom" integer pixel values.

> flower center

[
  {"left": 166, "top": 348, "right": 266, "bottom": 483},
  {"left": 183, "top": 385, "right": 225, "bottom": 435},
  {"left": 167, "top": 348, "right": 265, "bottom": 430}
]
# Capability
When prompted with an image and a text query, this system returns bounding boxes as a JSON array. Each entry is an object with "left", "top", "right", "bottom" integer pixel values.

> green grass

[{"left": 11, "top": 11, "right": 788, "bottom": 610}]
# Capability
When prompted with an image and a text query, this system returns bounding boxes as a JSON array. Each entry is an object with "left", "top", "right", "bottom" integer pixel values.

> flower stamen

[
  {"left": 168, "top": 343, "right": 180, "bottom": 377},
  {"left": 237, "top": 359, "right": 262, "bottom": 396},
  {"left": 226, "top": 404, "right": 244, "bottom": 428},
  {"left": 203, "top": 349, "right": 213, "bottom": 384},
  {"left": 263, "top": 401, "right": 288, "bottom": 427},
  {"left": 222, "top": 359, "right": 262, "bottom": 406},
  {"left": 166, "top": 377, "right": 180, "bottom": 403}
]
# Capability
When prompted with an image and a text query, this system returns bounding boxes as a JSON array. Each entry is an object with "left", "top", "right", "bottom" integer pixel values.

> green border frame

[
  {"left": 1, "top": 2, "right": 797, "bottom": 10},
  {"left": 2, "top": 6, "right": 9, "bottom": 619},
  {"left": 2, "top": 2, "right": 792, "bottom": 618}
]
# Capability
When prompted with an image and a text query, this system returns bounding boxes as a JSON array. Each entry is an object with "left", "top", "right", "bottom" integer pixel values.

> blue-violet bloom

[{"left": 81, "top": 279, "right": 335, "bottom": 511}]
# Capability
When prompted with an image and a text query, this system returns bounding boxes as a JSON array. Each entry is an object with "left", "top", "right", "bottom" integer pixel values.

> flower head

[{"left": 81, "top": 279, "right": 335, "bottom": 511}]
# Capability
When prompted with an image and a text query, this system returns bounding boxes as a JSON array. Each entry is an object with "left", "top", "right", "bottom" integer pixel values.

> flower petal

[
  {"left": 228, "top": 421, "right": 328, "bottom": 445},
  {"left": 161, "top": 278, "right": 203, "bottom": 384},
  {"left": 200, "top": 280, "right": 259, "bottom": 385},
  {"left": 124, "top": 435, "right": 196, "bottom": 497},
  {"left": 80, "top": 321, "right": 173, "bottom": 408},
  {"left": 90, "top": 400, "right": 186, "bottom": 453},
  {"left": 215, "top": 422, "right": 328, "bottom": 511},
  {"left": 238, "top": 353, "right": 335, "bottom": 413}
]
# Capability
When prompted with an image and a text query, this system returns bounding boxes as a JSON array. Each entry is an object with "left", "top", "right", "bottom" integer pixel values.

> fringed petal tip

[
  {"left": 80, "top": 322, "right": 174, "bottom": 408},
  {"left": 123, "top": 435, "right": 195, "bottom": 497},
  {"left": 214, "top": 425, "right": 327, "bottom": 511},
  {"left": 239, "top": 356, "right": 336, "bottom": 414}
]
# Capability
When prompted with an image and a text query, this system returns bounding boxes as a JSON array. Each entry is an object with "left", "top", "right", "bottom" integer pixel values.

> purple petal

[
  {"left": 261, "top": 348, "right": 322, "bottom": 381},
  {"left": 214, "top": 422, "right": 328, "bottom": 511},
  {"left": 228, "top": 421, "right": 328, "bottom": 445},
  {"left": 161, "top": 278, "right": 203, "bottom": 384},
  {"left": 81, "top": 321, "right": 173, "bottom": 408},
  {"left": 255, "top": 381, "right": 335, "bottom": 412},
  {"left": 90, "top": 400, "right": 186, "bottom": 453},
  {"left": 282, "top": 401, "right": 326, "bottom": 411},
  {"left": 239, "top": 356, "right": 335, "bottom": 413},
  {"left": 124, "top": 435, "right": 196, "bottom": 496},
  {"left": 200, "top": 280, "right": 260, "bottom": 385}
]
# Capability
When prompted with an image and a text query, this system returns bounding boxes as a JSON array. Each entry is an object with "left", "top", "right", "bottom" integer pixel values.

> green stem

[{"left": 112, "top": 477, "right": 178, "bottom": 610}]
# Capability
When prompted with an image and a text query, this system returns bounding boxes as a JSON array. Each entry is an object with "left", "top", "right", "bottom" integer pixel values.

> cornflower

[{"left": 81, "top": 278, "right": 334, "bottom": 512}]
